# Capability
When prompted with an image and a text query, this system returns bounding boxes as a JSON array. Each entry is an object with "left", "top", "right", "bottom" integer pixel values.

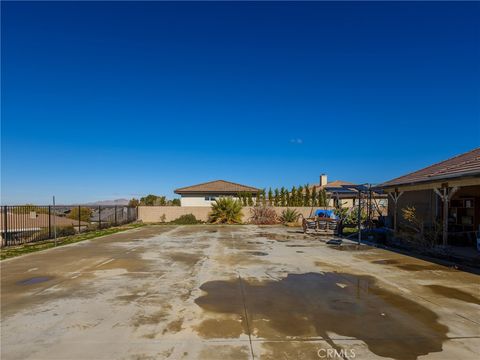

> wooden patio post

[
  {"left": 434, "top": 186, "right": 459, "bottom": 247},
  {"left": 388, "top": 190, "right": 404, "bottom": 233}
]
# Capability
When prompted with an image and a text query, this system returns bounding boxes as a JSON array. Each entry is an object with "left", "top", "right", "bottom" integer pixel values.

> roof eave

[{"left": 379, "top": 171, "right": 480, "bottom": 190}]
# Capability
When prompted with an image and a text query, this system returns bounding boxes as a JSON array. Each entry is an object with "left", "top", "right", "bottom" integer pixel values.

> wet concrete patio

[{"left": 1, "top": 225, "right": 479, "bottom": 359}]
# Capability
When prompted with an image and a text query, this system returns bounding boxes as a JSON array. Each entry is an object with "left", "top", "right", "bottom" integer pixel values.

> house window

[{"left": 205, "top": 196, "right": 217, "bottom": 201}]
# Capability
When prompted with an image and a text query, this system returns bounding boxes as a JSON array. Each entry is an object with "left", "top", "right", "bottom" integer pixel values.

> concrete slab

[{"left": 1, "top": 225, "right": 479, "bottom": 359}]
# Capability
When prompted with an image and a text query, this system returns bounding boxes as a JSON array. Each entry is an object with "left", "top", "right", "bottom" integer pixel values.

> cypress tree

[
  {"left": 261, "top": 189, "right": 267, "bottom": 206},
  {"left": 297, "top": 185, "right": 303, "bottom": 206},
  {"left": 268, "top": 188, "right": 273, "bottom": 206},
  {"left": 290, "top": 186, "right": 296, "bottom": 207},
  {"left": 247, "top": 192, "right": 254, "bottom": 206},
  {"left": 311, "top": 187, "right": 317, "bottom": 207},
  {"left": 274, "top": 188, "right": 279, "bottom": 206},
  {"left": 304, "top": 185, "right": 310, "bottom": 206},
  {"left": 280, "top": 187, "right": 286, "bottom": 206}
]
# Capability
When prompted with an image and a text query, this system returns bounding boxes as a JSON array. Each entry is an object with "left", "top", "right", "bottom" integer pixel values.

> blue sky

[{"left": 2, "top": 1, "right": 479, "bottom": 204}]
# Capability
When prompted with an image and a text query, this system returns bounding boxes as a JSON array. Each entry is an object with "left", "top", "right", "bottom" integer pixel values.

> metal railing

[{"left": 0, "top": 205, "right": 138, "bottom": 247}]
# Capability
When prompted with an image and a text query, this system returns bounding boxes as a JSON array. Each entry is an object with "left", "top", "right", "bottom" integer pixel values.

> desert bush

[
  {"left": 402, "top": 206, "right": 423, "bottom": 234},
  {"left": 171, "top": 214, "right": 201, "bottom": 225},
  {"left": 280, "top": 208, "right": 300, "bottom": 224},
  {"left": 249, "top": 206, "right": 277, "bottom": 225},
  {"left": 56, "top": 226, "right": 76, "bottom": 237},
  {"left": 68, "top": 207, "right": 92, "bottom": 222},
  {"left": 401, "top": 206, "right": 441, "bottom": 248},
  {"left": 209, "top": 198, "right": 243, "bottom": 224}
]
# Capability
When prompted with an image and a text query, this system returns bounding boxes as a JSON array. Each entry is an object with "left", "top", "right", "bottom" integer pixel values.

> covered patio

[{"left": 379, "top": 148, "right": 480, "bottom": 253}]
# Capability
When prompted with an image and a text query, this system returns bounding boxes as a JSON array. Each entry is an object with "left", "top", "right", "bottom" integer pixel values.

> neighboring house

[
  {"left": 311, "top": 174, "right": 388, "bottom": 214},
  {"left": 174, "top": 180, "right": 260, "bottom": 207},
  {"left": 378, "top": 147, "right": 480, "bottom": 248}
]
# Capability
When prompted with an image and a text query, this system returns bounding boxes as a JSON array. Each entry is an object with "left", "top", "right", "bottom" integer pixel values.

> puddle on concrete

[
  {"left": 17, "top": 276, "right": 53, "bottom": 285},
  {"left": 247, "top": 251, "right": 269, "bottom": 256},
  {"left": 426, "top": 285, "right": 480, "bottom": 305},
  {"left": 195, "top": 272, "right": 448, "bottom": 360},
  {"left": 195, "top": 318, "right": 247, "bottom": 338},
  {"left": 296, "top": 251, "right": 304, "bottom": 253}
]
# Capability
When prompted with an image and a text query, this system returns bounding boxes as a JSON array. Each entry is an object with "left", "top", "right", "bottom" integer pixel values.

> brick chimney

[{"left": 320, "top": 174, "right": 328, "bottom": 187}]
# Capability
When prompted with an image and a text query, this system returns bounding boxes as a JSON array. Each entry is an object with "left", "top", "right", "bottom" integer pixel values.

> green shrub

[
  {"left": 209, "top": 198, "right": 243, "bottom": 224},
  {"left": 171, "top": 214, "right": 201, "bottom": 225},
  {"left": 280, "top": 208, "right": 300, "bottom": 224}
]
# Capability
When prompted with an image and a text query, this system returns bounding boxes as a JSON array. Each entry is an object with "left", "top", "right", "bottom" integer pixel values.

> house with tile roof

[
  {"left": 311, "top": 174, "right": 388, "bottom": 212},
  {"left": 379, "top": 147, "right": 480, "bottom": 248},
  {"left": 174, "top": 180, "right": 260, "bottom": 207}
]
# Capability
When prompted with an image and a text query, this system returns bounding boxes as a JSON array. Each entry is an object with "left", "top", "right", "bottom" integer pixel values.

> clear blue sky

[{"left": 2, "top": 1, "right": 479, "bottom": 204}]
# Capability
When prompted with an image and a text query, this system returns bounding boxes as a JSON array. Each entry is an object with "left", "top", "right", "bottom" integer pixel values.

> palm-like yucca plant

[
  {"left": 208, "top": 197, "right": 243, "bottom": 224},
  {"left": 280, "top": 208, "right": 300, "bottom": 224}
]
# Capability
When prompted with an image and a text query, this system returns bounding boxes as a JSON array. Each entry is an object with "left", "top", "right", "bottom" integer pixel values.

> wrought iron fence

[{"left": 0, "top": 205, "right": 137, "bottom": 247}]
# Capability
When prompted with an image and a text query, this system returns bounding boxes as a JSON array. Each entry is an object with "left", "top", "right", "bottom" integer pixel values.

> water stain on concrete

[
  {"left": 16, "top": 276, "right": 53, "bottom": 285},
  {"left": 195, "top": 272, "right": 448, "bottom": 360},
  {"left": 168, "top": 252, "right": 203, "bottom": 267},
  {"left": 199, "top": 344, "right": 250, "bottom": 360},
  {"left": 132, "top": 308, "right": 170, "bottom": 327},
  {"left": 372, "top": 259, "right": 399, "bottom": 265},
  {"left": 330, "top": 245, "right": 371, "bottom": 251},
  {"left": 286, "top": 244, "right": 307, "bottom": 247},
  {"left": 261, "top": 341, "right": 327, "bottom": 360},
  {"left": 397, "top": 264, "right": 444, "bottom": 271},
  {"left": 372, "top": 259, "right": 449, "bottom": 272},
  {"left": 247, "top": 251, "right": 269, "bottom": 256},
  {"left": 426, "top": 285, "right": 480, "bottom": 305},
  {"left": 163, "top": 318, "right": 184, "bottom": 334},
  {"left": 258, "top": 233, "right": 291, "bottom": 242}
]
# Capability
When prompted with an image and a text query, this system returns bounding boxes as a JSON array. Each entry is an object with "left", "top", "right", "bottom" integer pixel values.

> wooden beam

[{"left": 383, "top": 177, "right": 480, "bottom": 192}]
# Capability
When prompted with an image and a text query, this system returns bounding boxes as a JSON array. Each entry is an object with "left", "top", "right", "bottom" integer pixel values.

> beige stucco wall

[
  {"left": 180, "top": 195, "right": 241, "bottom": 207},
  {"left": 138, "top": 206, "right": 333, "bottom": 223}
]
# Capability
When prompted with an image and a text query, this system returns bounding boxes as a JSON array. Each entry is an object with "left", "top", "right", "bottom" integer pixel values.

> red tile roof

[
  {"left": 174, "top": 180, "right": 259, "bottom": 194},
  {"left": 380, "top": 148, "right": 480, "bottom": 188}
]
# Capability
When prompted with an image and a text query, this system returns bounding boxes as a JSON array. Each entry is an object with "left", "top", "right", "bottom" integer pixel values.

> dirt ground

[{"left": 1, "top": 225, "right": 479, "bottom": 360}]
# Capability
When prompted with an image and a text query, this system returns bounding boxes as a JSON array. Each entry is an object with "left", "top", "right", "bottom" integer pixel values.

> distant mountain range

[{"left": 84, "top": 199, "right": 130, "bottom": 206}]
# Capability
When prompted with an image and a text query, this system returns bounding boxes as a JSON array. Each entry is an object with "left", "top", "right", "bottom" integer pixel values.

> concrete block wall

[{"left": 138, "top": 206, "right": 332, "bottom": 223}]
